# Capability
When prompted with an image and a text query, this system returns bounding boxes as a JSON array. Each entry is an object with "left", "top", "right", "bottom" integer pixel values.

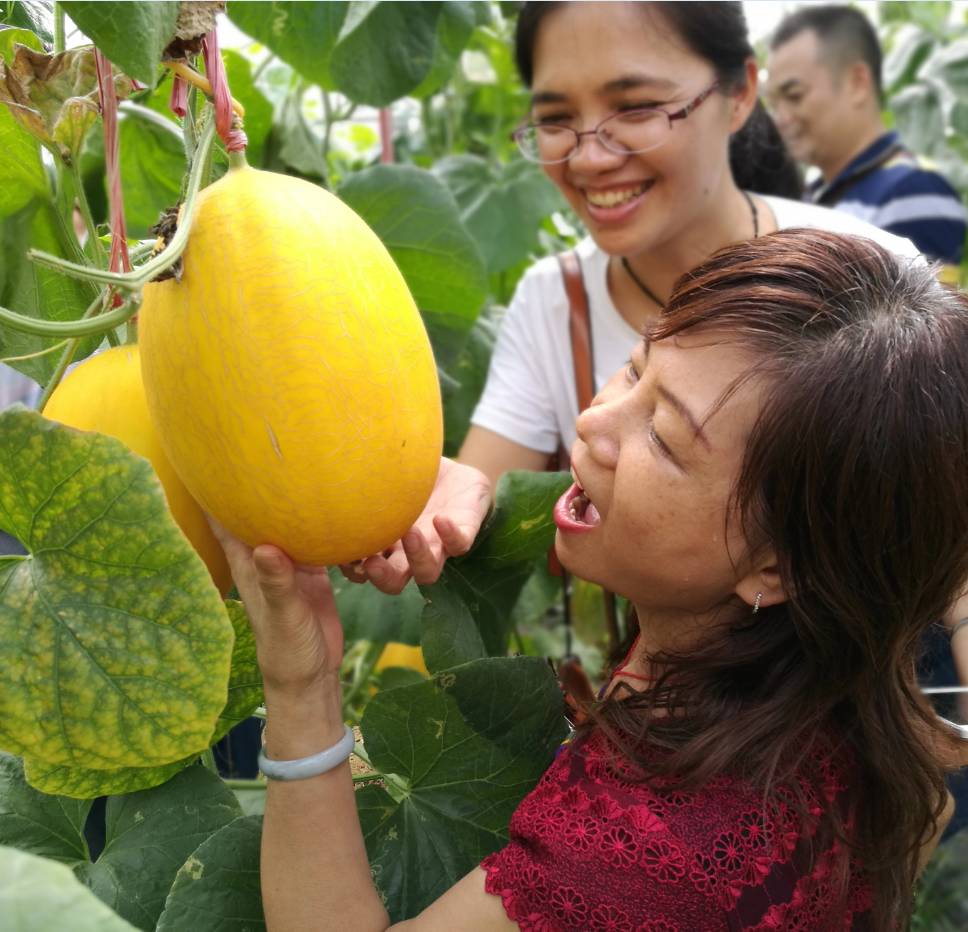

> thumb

[{"left": 252, "top": 545, "right": 302, "bottom": 619}]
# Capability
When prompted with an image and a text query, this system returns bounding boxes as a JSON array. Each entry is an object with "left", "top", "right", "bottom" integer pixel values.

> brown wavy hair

[{"left": 586, "top": 229, "right": 968, "bottom": 928}]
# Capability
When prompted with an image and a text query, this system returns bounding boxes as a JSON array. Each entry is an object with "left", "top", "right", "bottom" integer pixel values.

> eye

[
  {"left": 648, "top": 421, "right": 671, "bottom": 456},
  {"left": 534, "top": 112, "right": 572, "bottom": 126}
]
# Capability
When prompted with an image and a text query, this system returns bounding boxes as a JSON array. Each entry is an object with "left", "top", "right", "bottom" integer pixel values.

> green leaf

[
  {"left": 330, "top": 571, "right": 424, "bottom": 646},
  {"left": 338, "top": 164, "right": 487, "bottom": 365},
  {"left": 892, "top": 83, "right": 946, "bottom": 155},
  {"left": 59, "top": 1, "right": 178, "bottom": 85},
  {"left": 0, "top": 844, "right": 137, "bottom": 932},
  {"left": 0, "top": 4, "right": 54, "bottom": 44},
  {"left": 156, "top": 815, "right": 265, "bottom": 932},
  {"left": 441, "top": 306, "right": 498, "bottom": 455},
  {"left": 358, "top": 655, "right": 566, "bottom": 920},
  {"left": 22, "top": 754, "right": 189, "bottom": 799},
  {"left": 0, "top": 88, "right": 47, "bottom": 217},
  {"left": 0, "top": 408, "right": 234, "bottom": 774},
  {"left": 420, "top": 580, "right": 486, "bottom": 672},
  {"left": 223, "top": 48, "right": 273, "bottom": 167},
  {"left": 75, "top": 766, "right": 243, "bottom": 931},
  {"left": 21, "top": 602, "right": 260, "bottom": 799},
  {"left": 117, "top": 106, "right": 184, "bottom": 239},
  {"left": 0, "top": 752, "right": 91, "bottom": 865},
  {"left": 0, "top": 198, "right": 99, "bottom": 386},
  {"left": 435, "top": 470, "right": 570, "bottom": 654},
  {"left": 883, "top": 26, "right": 937, "bottom": 94},
  {"left": 216, "top": 601, "right": 263, "bottom": 735},
  {"left": 329, "top": 1, "right": 442, "bottom": 106},
  {"left": 406, "top": 2, "right": 479, "bottom": 99},
  {"left": 434, "top": 155, "right": 567, "bottom": 275},
  {"left": 227, "top": 0, "right": 348, "bottom": 89}
]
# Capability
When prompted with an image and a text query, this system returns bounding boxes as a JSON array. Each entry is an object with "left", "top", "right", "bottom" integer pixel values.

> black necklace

[{"left": 621, "top": 190, "right": 760, "bottom": 308}]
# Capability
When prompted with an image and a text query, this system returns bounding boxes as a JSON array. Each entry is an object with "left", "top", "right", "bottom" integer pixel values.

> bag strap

[{"left": 557, "top": 251, "right": 595, "bottom": 414}]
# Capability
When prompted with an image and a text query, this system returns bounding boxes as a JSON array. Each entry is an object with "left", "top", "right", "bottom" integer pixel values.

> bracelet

[
  {"left": 257, "top": 724, "right": 355, "bottom": 781},
  {"left": 949, "top": 617, "right": 968, "bottom": 641}
]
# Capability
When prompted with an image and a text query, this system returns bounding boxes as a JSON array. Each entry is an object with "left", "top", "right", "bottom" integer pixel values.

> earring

[{"left": 752, "top": 592, "right": 763, "bottom": 615}]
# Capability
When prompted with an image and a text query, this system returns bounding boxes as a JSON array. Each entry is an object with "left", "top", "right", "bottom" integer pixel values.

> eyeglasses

[{"left": 511, "top": 82, "right": 720, "bottom": 165}]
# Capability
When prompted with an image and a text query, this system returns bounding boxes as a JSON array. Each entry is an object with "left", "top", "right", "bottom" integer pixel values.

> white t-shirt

[{"left": 470, "top": 196, "right": 924, "bottom": 453}]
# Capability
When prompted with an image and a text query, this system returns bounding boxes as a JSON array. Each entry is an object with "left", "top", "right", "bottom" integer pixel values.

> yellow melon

[
  {"left": 375, "top": 642, "right": 429, "bottom": 677},
  {"left": 137, "top": 165, "right": 443, "bottom": 565},
  {"left": 43, "top": 345, "right": 233, "bottom": 594}
]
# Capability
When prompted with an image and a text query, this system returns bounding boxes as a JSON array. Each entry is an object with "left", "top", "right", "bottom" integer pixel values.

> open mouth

[{"left": 554, "top": 479, "right": 602, "bottom": 532}]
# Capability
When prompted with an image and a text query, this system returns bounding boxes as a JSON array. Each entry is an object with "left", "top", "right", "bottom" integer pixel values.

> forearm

[{"left": 260, "top": 680, "right": 389, "bottom": 932}]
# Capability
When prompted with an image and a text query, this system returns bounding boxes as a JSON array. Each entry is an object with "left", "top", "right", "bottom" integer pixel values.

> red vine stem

[
  {"left": 201, "top": 29, "right": 247, "bottom": 153},
  {"left": 94, "top": 48, "right": 131, "bottom": 296}
]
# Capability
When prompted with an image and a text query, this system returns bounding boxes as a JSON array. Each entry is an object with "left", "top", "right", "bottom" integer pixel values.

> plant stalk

[{"left": 19, "top": 119, "right": 216, "bottom": 312}]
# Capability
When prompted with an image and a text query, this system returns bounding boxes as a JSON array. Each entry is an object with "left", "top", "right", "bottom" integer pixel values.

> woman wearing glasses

[
  {"left": 218, "top": 229, "right": 968, "bottom": 929},
  {"left": 347, "top": 1, "right": 919, "bottom": 595}
]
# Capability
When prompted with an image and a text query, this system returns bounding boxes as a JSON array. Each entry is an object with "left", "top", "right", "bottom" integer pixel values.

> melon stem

[{"left": 228, "top": 149, "right": 248, "bottom": 171}]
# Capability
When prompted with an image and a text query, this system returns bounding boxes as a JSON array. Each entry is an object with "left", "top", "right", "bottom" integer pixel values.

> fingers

[{"left": 434, "top": 515, "right": 475, "bottom": 558}]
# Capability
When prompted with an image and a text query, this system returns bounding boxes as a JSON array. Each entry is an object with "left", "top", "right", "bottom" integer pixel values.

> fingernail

[
  {"left": 403, "top": 531, "right": 419, "bottom": 550},
  {"left": 369, "top": 565, "right": 385, "bottom": 583}
]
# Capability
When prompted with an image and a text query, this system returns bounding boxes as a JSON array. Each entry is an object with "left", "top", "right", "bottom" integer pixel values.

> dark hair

[
  {"left": 590, "top": 229, "right": 968, "bottom": 928},
  {"left": 514, "top": 2, "right": 801, "bottom": 198},
  {"left": 771, "top": 4, "right": 883, "bottom": 100}
]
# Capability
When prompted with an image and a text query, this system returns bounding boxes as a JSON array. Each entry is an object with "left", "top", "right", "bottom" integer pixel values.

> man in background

[{"left": 766, "top": 3, "right": 966, "bottom": 281}]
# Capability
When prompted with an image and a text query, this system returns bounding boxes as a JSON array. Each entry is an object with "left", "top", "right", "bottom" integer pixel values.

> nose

[
  {"left": 575, "top": 390, "right": 621, "bottom": 470},
  {"left": 567, "top": 131, "right": 627, "bottom": 174}
]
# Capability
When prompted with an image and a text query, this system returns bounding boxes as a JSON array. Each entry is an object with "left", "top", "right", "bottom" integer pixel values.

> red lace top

[{"left": 481, "top": 731, "right": 872, "bottom": 930}]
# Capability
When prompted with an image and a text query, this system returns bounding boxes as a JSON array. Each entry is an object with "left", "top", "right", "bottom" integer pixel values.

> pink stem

[
  {"left": 201, "top": 30, "right": 247, "bottom": 152},
  {"left": 379, "top": 108, "right": 394, "bottom": 164},
  {"left": 94, "top": 48, "right": 130, "bottom": 310}
]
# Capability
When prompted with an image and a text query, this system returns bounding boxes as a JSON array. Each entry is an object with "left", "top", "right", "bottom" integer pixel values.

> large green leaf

[
  {"left": 0, "top": 753, "right": 241, "bottom": 931},
  {"left": 338, "top": 164, "right": 487, "bottom": 365},
  {"left": 76, "top": 766, "right": 243, "bottom": 930},
  {"left": 59, "top": 1, "right": 178, "bottom": 85},
  {"left": 117, "top": 106, "right": 184, "bottom": 239},
  {"left": 409, "top": 2, "right": 480, "bottom": 99},
  {"left": 892, "top": 82, "right": 946, "bottom": 155},
  {"left": 0, "top": 3, "right": 54, "bottom": 44},
  {"left": 434, "top": 470, "right": 570, "bottom": 654},
  {"left": 331, "top": 571, "right": 424, "bottom": 646},
  {"left": 0, "top": 98, "right": 47, "bottom": 216},
  {"left": 420, "top": 580, "right": 486, "bottom": 672},
  {"left": 0, "top": 752, "right": 90, "bottom": 865},
  {"left": 0, "top": 408, "right": 234, "bottom": 774},
  {"left": 441, "top": 306, "right": 498, "bottom": 455},
  {"left": 329, "top": 2, "right": 440, "bottom": 106},
  {"left": 357, "top": 655, "right": 567, "bottom": 920},
  {"left": 156, "top": 815, "right": 265, "bottom": 932},
  {"left": 0, "top": 198, "right": 100, "bottom": 385},
  {"left": 227, "top": 0, "right": 347, "bottom": 89},
  {"left": 434, "top": 155, "right": 567, "bottom": 275},
  {"left": 0, "top": 844, "right": 137, "bottom": 932},
  {"left": 22, "top": 600, "right": 261, "bottom": 799}
]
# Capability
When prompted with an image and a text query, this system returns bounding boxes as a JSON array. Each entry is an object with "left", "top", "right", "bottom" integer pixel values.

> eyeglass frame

[{"left": 510, "top": 81, "right": 721, "bottom": 165}]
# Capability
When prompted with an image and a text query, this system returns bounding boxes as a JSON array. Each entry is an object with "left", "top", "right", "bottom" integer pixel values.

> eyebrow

[
  {"left": 642, "top": 337, "right": 712, "bottom": 451},
  {"left": 530, "top": 74, "right": 679, "bottom": 107}
]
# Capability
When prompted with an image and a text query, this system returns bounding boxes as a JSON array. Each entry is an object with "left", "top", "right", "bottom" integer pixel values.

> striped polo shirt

[{"left": 807, "top": 131, "right": 966, "bottom": 278}]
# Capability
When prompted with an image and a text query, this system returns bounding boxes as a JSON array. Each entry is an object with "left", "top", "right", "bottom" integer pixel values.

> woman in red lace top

[{"left": 217, "top": 224, "right": 968, "bottom": 931}]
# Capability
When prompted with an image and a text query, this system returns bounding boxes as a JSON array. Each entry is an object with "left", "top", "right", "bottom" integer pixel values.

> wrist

[{"left": 263, "top": 675, "right": 345, "bottom": 759}]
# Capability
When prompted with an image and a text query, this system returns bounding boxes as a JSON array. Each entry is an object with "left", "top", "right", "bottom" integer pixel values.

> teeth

[{"left": 586, "top": 185, "right": 646, "bottom": 208}]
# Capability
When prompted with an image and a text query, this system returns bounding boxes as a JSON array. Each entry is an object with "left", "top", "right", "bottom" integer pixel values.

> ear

[
  {"left": 728, "top": 58, "right": 760, "bottom": 135},
  {"left": 845, "top": 61, "right": 875, "bottom": 107},
  {"left": 734, "top": 546, "right": 788, "bottom": 612}
]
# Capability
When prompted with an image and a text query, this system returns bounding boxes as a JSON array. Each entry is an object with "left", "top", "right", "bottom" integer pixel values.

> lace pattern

[{"left": 481, "top": 732, "right": 871, "bottom": 931}]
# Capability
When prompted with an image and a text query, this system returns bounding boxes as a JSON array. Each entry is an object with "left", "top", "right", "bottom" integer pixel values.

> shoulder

[
  {"left": 762, "top": 195, "right": 923, "bottom": 260},
  {"left": 878, "top": 152, "right": 962, "bottom": 198}
]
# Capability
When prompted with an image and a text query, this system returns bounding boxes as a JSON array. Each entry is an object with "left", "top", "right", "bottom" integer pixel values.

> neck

[
  {"left": 627, "top": 600, "right": 747, "bottom": 674},
  {"left": 614, "top": 184, "right": 758, "bottom": 326},
  {"left": 820, "top": 120, "right": 888, "bottom": 183}
]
